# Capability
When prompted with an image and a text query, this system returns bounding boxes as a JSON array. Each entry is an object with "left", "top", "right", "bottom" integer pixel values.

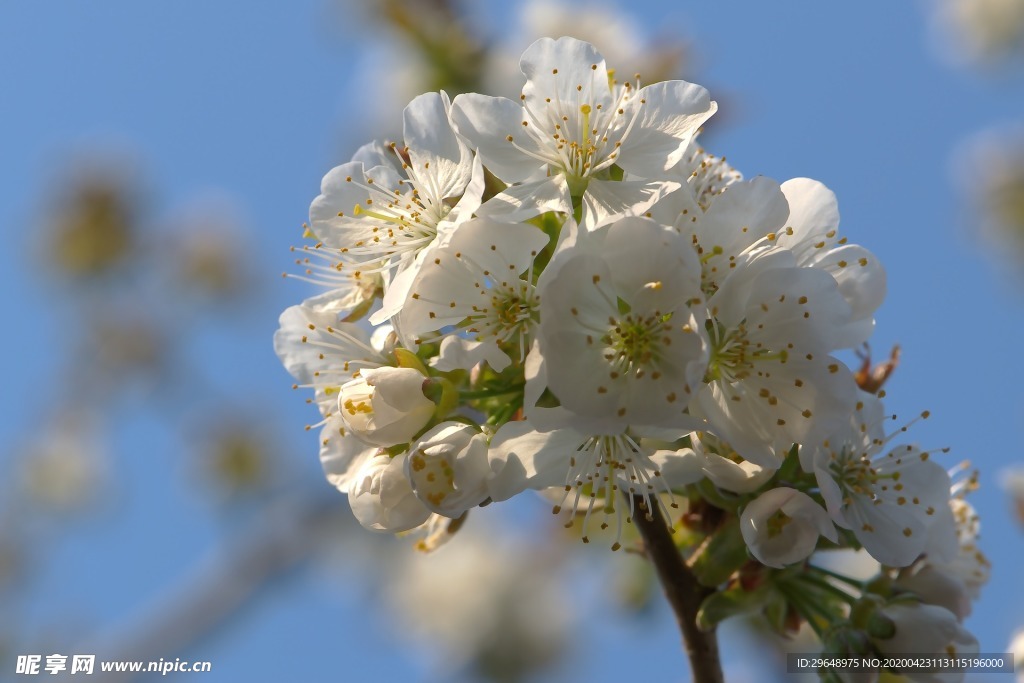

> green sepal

[
  {"left": 422, "top": 377, "right": 459, "bottom": 420},
  {"left": 393, "top": 347, "right": 428, "bottom": 375},
  {"left": 822, "top": 624, "right": 872, "bottom": 656},
  {"left": 866, "top": 611, "right": 896, "bottom": 640},
  {"left": 696, "top": 583, "right": 771, "bottom": 631},
  {"left": 522, "top": 211, "right": 563, "bottom": 278},
  {"left": 850, "top": 593, "right": 885, "bottom": 629},
  {"left": 690, "top": 517, "right": 748, "bottom": 587},
  {"left": 863, "top": 574, "right": 893, "bottom": 599},
  {"left": 762, "top": 589, "right": 792, "bottom": 634},
  {"left": 481, "top": 167, "right": 507, "bottom": 203},
  {"left": 772, "top": 443, "right": 801, "bottom": 485}
]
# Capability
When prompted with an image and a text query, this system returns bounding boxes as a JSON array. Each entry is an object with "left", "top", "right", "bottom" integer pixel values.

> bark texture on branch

[{"left": 631, "top": 495, "right": 724, "bottom": 683}]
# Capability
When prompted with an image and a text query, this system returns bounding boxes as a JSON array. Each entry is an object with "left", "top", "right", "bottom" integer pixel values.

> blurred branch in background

[
  {"left": 63, "top": 495, "right": 349, "bottom": 683},
  {"left": 376, "top": 0, "right": 486, "bottom": 96},
  {"left": 345, "top": 0, "right": 693, "bottom": 144}
]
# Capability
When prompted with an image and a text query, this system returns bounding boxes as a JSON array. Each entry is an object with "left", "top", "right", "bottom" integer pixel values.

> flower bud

[
  {"left": 338, "top": 367, "right": 435, "bottom": 447},
  {"left": 739, "top": 487, "right": 837, "bottom": 568},
  {"left": 822, "top": 625, "right": 872, "bottom": 656},
  {"left": 874, "top": 602, "right": 960, "bottom": 654},
  {"left": 348, "top": 452, "right": 431, "bottom": 532},
  {"left": 894, "top": 564, "right": 972, "bottom": 620},
  {"left": 407, "top": 422, "right": 490, "bottom": 517},
  {"left": 865, "top": 612, "right": 896, "bottom": 640}
]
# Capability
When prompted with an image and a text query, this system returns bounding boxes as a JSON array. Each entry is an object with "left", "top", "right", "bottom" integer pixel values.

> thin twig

[{"left": 630, "top": 495, "right": 724, "bottom": 683}]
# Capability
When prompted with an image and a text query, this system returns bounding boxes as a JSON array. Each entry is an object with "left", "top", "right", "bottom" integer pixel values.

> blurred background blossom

[
  {"left": 954, "top": 127, "right": 1024, "bottom": 279},
  {"left": 927, "top": 0, "right": 1024, "bottom": 67}
]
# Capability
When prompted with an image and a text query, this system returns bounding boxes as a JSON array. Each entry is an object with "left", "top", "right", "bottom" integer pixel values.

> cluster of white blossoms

[{"left": 277, "top": 37, "right": 988, "bottom": 678}]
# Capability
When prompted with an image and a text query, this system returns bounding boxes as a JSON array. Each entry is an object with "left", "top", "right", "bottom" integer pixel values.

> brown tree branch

[{"left": 631, "top": 495, "right": 724, "bottom": 683}]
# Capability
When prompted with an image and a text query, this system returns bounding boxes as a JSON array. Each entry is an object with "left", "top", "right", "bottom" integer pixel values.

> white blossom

[
  {"left": 901, "top": 473, "right": 990, "bottom": 618},
  {"left": 676, "top": 141, "right": 743, "bottom": 211},
  {"left": 812, "top": 394, "right": 953, "bottom": 567},
  {"left": 283, "top": 242, "right": 382, "bottom": 322},
  {"left": 273, "top": 304, "right": 387, "bottom": 491},
  {"left": 536, "top": 215, "right": 707, "bottom": 433},
  {"left": 307, "top": 91, "right": 484, "bottom": 323},
  {"left": 397, "top": 217, "right": 549, "bottom": 370},
  {"left": 451, "top": 36, "right": 714, "bottom": 228},
  {"left": 490, "top": 0, "right": 685, "bottom": 97},
  {"left": 693, "top": 246, "right": 858, "bottom": 468},
  {"left": 274, "top": 38, "right": 988, "bottom": 651},
  {"left": 775, "top": 178, "right": 886, "bottom": 347},
  {"left": 487, "top": 420, "right": 700, "bottom": 549}
]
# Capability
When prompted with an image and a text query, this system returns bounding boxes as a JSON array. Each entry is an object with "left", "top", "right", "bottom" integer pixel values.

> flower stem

[
  {"left": 458, "top": 384, "right": 525, "bottom": 400},
  {"left": 808, "top": 564, "right": 866, "bottom": 590},
  {"left": 630, "top": 495, "right": 724, "bottom": 683},
  {"left": 800, "top": 573, "right": 859, "bottom": 604}
]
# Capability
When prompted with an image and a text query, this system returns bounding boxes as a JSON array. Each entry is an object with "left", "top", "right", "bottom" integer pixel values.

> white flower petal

[
  {"left": 407, "top": 422, "right": 490, "bottom": 516},
  {"left": 616, "top": 80, "right": 717, "bottom": 177},
  {"left": 691, "top": 177, "right": 790, "bottom": 287},
  {"left": 349, "top": 452, "right": 432, "bottom": 532},
  {"left": 538, "top": 217, "right": 707, "bottom": 430},
  {"left": 398, "top": 219, "right": 547, "bottom": 357},
  {"left": 778, "top": 177, "right": 841, "bottom": 258},
  {"left": 308, "top": 162, "right": 374, "bottom": 246},
  {"left": 352, "top": 140, "right": 395, "bottom": 172},
  {"left": 486, "top": 421, "right": 578, "bottom": 501},
  {"left": 273, "top": 304, "right": 380, "bottom": 386},
  {"left": 694, "top": 441, "right": 775, "bottom": 493},
  {"left": 444, "top": 153, "right": 486, "bottom": 225},
  {"left": 476, "top": 175, "right": 573, "bottom": 223},
  {"left": 809, "top": 243, "right": 886, "bottom": 346},
  {"left": 451, "top": 93, "right": 549, "bottom": 183},
  {"left": 741, "top": 487, "right": 836, "bottom": 568},
  {"left": 430, "top": 336, "right": 510, "bottom": 372},
  {"left": 694, "top": 355, "right": 857, "bottom": 469},
  {"left": 875, "top": 603, "right": 961, "bottom": 655},
  {"left": 581, "top": 178, "right": 680, "bottom": 230},
  {"left": 339, "top": 367, "right": 434, "bottom": 447},
  {"left": 319, "top": 420, "right": 376, "bottom": 494},
  {"left": 520, "top": 37, "right": 612, "bottom": 114},
  {"left": 647, "top": 447, "right": 706, "bottom": 488},
  {"left": 403, "top": 91, "right": 472, "bottom": 201}
]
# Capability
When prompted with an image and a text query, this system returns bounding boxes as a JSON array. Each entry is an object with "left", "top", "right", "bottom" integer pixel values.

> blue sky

[{"left": 2, "top": 1, "right": 1023, "bottom": 681}]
